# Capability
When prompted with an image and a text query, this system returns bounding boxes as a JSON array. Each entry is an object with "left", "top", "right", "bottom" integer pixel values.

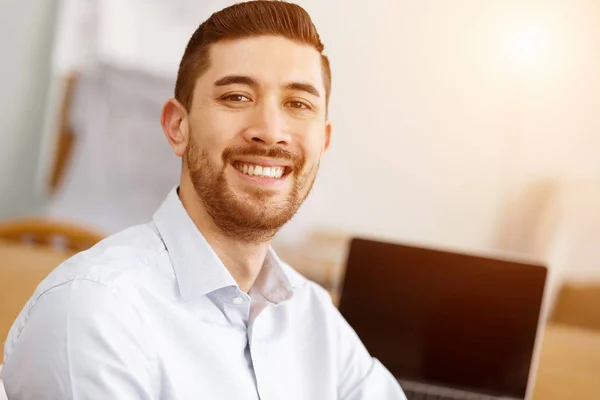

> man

[{"left": 3, "top": 2, "right": 406, "bottom": 399}]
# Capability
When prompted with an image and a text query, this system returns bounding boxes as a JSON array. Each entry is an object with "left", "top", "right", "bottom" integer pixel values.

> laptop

[{"left": 338, "top": 238, "right": 548, "bottom": 400}]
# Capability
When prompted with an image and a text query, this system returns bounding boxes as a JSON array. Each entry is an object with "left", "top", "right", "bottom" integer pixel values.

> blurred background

[
  {"left": 1, "top": 0, "right": 599, "bottom": 364},
  {"left": 2, "top": 0, "right": 599, "bottom": 298},
  {"left": 1, "top": 0, "right": 600, "bottom": 397}
]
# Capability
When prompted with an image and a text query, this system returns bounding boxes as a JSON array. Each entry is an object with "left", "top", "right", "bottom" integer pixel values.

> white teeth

[{"left": 235, "top": 163, "right": 286, "bottom": 178}]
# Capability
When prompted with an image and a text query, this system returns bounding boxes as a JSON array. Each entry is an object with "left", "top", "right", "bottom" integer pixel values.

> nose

[{"left": 242, "top": 101, "right": 291, "bottom": 147}]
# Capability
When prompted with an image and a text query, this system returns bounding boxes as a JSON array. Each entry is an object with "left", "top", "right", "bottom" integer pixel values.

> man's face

[{"left": 184, "top": 36, "right": 331, "bottom": 242}]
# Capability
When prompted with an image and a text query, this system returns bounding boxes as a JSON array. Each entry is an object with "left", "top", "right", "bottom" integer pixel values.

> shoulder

[
  {"left": 2, "top": 272, "right": 157, "bottom": 396},
  {"left": 36, "top": 222, "right": 168, "bottom": 296},
  {"left": 4, "top": 223, "right": 168, "bottom": 360}
]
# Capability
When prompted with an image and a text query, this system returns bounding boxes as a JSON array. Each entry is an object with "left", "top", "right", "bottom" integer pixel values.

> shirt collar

[
  {"left": 254, "top": 248, "right": 295, "bottom": 304},
  {"left": 152, "top": 187, "right": 299, "bottom": 302}
]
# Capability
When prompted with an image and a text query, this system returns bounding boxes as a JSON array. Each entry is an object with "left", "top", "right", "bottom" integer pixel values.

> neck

[{"left": 178, "top": 178, "right": 270, "bottom": 293}]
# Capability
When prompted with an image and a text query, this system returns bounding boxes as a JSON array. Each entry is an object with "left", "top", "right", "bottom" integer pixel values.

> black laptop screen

[{"left": 338, "top": 238, "right": 546, "bottom": 398}]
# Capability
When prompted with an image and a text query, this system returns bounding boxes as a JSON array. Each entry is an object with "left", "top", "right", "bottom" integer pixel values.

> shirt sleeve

[
  {"left": 334, "top": 307, "right": 407, "bottom": 400},
  {"left": 2, "top": 279, "right": 156, "bottom": 400}
]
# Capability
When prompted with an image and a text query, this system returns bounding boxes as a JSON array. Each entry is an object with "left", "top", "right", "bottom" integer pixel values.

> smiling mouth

[{"left": 232, "top": 161, "right": 292, "bottom": 179}]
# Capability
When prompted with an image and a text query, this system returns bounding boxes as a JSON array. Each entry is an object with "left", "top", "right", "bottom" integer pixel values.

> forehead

[{"left": 201, "top": 36, "right": 325, "bottom": 94}]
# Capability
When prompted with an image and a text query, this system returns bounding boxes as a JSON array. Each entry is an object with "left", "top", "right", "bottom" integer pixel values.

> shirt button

[{"left": 232, "top": 296, "right": 244, "bottom": 305}]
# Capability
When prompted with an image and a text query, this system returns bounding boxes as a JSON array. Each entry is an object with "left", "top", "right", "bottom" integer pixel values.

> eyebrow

[
  {"left": 214, "top": 75, "right": 321, "bottom": 98},
  {"left": 284, "top": 82, "right": 320, "bottom": 98},
  {"left": 214, "top": 75, "right": 258, "bottom": 88}
]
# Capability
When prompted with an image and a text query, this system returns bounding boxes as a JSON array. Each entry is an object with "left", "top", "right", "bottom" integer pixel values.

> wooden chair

[{"left": 0, "top": 217, "right": 105, "bottom": 253}]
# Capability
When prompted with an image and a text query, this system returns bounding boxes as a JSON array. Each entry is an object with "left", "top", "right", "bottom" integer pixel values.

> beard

[{"left": 186, "top": 134, "right": 318, "bottom": 243}]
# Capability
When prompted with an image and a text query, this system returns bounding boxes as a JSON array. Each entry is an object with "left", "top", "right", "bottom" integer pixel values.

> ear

[
  {"left": 161, "top": 98, "right": 189, "bottom": 157},
  {"left": 323, "top": 120, "right": 332, "bottom": 152}
]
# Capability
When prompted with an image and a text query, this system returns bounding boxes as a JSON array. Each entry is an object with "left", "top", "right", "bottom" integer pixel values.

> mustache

[{"left": 222, "top": 146, "right": 305, "bottom": 171}]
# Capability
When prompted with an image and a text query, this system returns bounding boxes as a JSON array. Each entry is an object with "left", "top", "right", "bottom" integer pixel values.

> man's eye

[
  {"left": 288, "top": 101, "right": 310, "bottom": 110},
  {"left": 224, "top": 94, "right": 251, "bottom": 102}
]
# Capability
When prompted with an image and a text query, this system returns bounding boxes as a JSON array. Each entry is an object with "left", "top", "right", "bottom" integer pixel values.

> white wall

[
  {"left": 279, "top": 0, "right": 600, "bottom": 264},
  {"left": 278, "top": 0, "right": 513, "bottom": 253},
  {"left": 0, "top": 0, "right": 58, "bottom": 219}
]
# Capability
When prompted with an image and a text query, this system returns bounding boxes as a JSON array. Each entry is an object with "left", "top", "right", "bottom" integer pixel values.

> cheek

[
  {"left": 295, "top": 126, "right": 327, "bottom": 158},
  {"left": 190, "top": 111, "right": 241, "bottom": 150}
]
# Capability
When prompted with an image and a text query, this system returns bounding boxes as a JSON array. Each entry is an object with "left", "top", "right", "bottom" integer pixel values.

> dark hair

[{"left": 175, "top": 1, "right": 331, "bottom": 111}]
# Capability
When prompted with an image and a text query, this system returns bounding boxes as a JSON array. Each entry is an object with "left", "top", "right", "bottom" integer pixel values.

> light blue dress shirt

[{"left": 3, "top": 188, "right": 406, "bottom": 399}]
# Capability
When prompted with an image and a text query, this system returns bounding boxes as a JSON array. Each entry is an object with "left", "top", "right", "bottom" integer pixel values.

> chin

[
  {"left": 229, "top": 180, "right": 291, "bottom": 202},
  {"left": 239, "top": 195, "right": 292, "bottom": 217}
]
